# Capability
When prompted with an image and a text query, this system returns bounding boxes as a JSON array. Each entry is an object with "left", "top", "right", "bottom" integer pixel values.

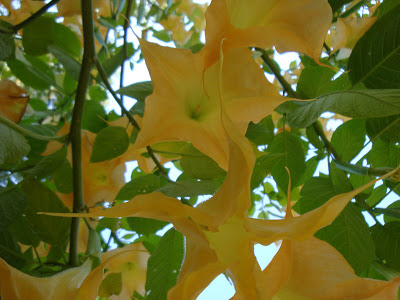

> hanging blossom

[
  {"left": 262, "top": 205, "right": 400, "bottom": 299},
  {"left": 0, "top": 79, "right": 29, "bottom": 123},
  {"left": 204, "top": 0, "right": 332, "bottom": 68},
  {"left": 133, "top": 38, "right": 288, "bottom": 170},
  {"left": 45, "top": 111, "right": 397, "bottom": 299}
]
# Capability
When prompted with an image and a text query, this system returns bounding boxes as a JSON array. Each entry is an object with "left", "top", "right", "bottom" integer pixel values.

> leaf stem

[
  {"left": 68, "top": 0, "right": 96, "bottom": 267},
  {"left": 0, "top": 115, "right": 67, "bottom": 142}
]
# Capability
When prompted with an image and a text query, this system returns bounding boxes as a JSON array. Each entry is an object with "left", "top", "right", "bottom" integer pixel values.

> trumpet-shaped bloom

[
  {"left": 43, "top": 124, "right": 126, "bottom": 209},
  {"left": 134, "top": 39, "right": 286, "bottom": 170},
  {"left": 0, "top": 257, "right": 91, "bottom": 299},
  {"left": 46, "top": 113, "right": 395, "bottom": 299},
  {"left": 0, "top": 80, "right": 29, "bottom": 123},
  {"left": 204, "top": 0, "right": 332, "bottom": 68}
]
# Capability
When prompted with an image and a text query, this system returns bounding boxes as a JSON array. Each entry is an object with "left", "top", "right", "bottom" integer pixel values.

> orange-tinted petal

[
  {"left": 0, "top": 80, "right": 29, "bottom": 123},
  {"left": 204, "top": 0, "right": 332, "bottom": 68},
  {"left": 0, "top": 258, "right": 91, "bottom": 300}
]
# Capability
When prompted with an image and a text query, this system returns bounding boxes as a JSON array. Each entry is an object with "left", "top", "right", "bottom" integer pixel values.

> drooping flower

[
  {"left": 204, "top": 0, "right": 332, "bottom": 68},
  {"left": 46, "top": 112, "right": 395, "bottom": 299},
  {"left": 0, "top": 257, "right": 92, "bottom": 299},
  {"left": 0, "top": 79, "right": 29, "bottom": 123},
  {"left": 43, "top": 124, "right": 126, "bottom": 210},
  {"left": 331, "top": 16, "right": 377, "bottom": 53},
  {"left": 133, "top": 38, "right": 287, "bottom": 170},
  {"left": 263, "top": 204, "right": 400, "bottom": 299}
]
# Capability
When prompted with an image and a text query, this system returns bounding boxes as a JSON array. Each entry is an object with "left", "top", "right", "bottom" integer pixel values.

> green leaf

[
  {"left": 328, "top": 0, "right": 352, "bottom": 12},
  {"left": 366, "top": 184, "right": 387, "bottom": 207},
  {"left": 99, "top": 43, "right": 135, "bottom": 78},
  {"left": 374, "top": 207, "right": 400, "bottom": 221},
  {"left": 0, "top": 186, "right": 26, "bottom": 230},
  {"left": 157, "top": 178, "right": 224, "bottom": 198},
  {"left": 251, "top": 153, "right": 284, "bottom": 190},
  {"left": 331, "top": 119, "right": 366, "bottom": 162},
  {"left": 145, "top": 228, "right": 184, "bottom": 300},
  {"left": 268, "top": 132, "right": 306, "bottom": 192},
  {"left": 297, "top": 66, "right": 350, "bottom": 99},
  {"left": 245, "top": 115, "right": 274, "bottom": 146},
  {"left": 0, "top": 230, "right": 23, "bottom": 268},
  {"left": 348, "top": 5, "right": 400, "bottom": 88},
  {"left": 82, "top": 101, "right": 108, "bottom": 133},
  {"left": 374, "top": 0, "right": 400, "bottom": 19},
  {"left": 116, "top": 174, "right": 167, "bottom": 200},
  {"left": 316, "top": 204, "right": 376, "bottom": 275},
  {"left": 90, "top": 126, "right": 129, "bottom": 163},
  {"left": 0, "top": 31, "right": 14, "bottom": 60},
  {"left": 384, "top": 201, "right": 400, "bottom": 223},
  {"left": 287, "top": 90, "right": 400, "bottom": 128},
  {"left": 180, "top": 144, "right": 226, "bottom": 180},
  {"left": 24, "top": 146, "right": 67, "bottom": 178},
  {"left": 53, "top": 159, "right": 73, "bottom": 194},
  {"left": 23, "top": 17, "right": 81, "bottom": 58},
  {"left": 0, "top": 123, "right": 30, "bottom": 165},
  {"left": 367, "top": 139, "right": 400, "bottom": 168},
  {"left": 8, "top": 216, "right": 40, "bottom": 247},
  {"left": 127, "top": 217, "right": 168, "bottom": 236},
  {"left": 99, "top": 272, "right": 122, "bottom": 298},
  {"left": 371, "top": 221, "right": 400, "bottom": 272},
  {"left": 22, "top": 178, "right": 70, "bottom": 245},
  {"left": 48, "top": 45, "right": 81, "bottom": 81},
  {"left": 116, "top": 81, "right": 153, "bottom": 101},
  {"left": 366, "top": 115, "right": 400, "bottom": 143},
  {"left": 7, "top": 55, "right": 56, "bottom": 90}
]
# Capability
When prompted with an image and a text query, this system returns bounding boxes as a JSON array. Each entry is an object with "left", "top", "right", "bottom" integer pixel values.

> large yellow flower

[
  {"left": 263, "top": 208, "right": 400, "bottom": 299},
  {"left": 204, "top": 0, "right": 332, "bottom": 68},
  {"left": 47, "top": 113, "right": 394, "bottom": 299},
  {"left": 134, "top": 38, "right": 286, "bottom": 170}
]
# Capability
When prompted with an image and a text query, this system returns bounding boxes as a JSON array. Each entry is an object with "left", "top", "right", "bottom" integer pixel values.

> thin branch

[
  {"left": 68, "top": 0, "right": 96, "bottom": 267},
  {"left": 0, "top": 0, "right": 62, "bottom": 33},
  {"left": 313, "top": 121, "right": 341, "bottom": 160},
  {"left": 0, "top": 115, "right": 67, "bottom": 142},
  {"left": 94, "top": 58, "right": 170, "bottom": 178},
  {"left": 119, "top": 0, "right": 135, "bottom": 110}
]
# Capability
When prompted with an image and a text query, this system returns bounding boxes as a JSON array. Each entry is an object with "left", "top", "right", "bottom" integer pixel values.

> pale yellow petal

[{"left": 0, "top": 80, "right": 29, "bottom": 123}]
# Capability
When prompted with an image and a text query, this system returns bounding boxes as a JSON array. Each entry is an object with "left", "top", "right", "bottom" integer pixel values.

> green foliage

[{"left": 90, "top": 126, "right": 130, "bottom": 162}]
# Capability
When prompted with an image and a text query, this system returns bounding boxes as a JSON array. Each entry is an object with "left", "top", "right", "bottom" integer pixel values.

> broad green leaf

[
  {"left": 89, "top": 86, "right": 107, "bottom": 102},
  {"left": 366, "top": 115, "right": 400, "bottom": 143},
  {"left": 116, "top": 81, "right": 153, "bottom": 101},
  {"left": 90, "top": 126, "right": 129, "bottom": 163},
  {"left": 98, "top": 272, "right": 123, "bottom": 298},
  {"left": 329, "top": 162, "right": 353, "bottom": 194},
  {"left": 250, "top": 153, "right": 283, "bottom": 190},
  {"left": 53, "top": 159, "right": 73, "bottom": 194},
  {"left": 127, "top": 217, "right": 168, "bottom": 236},
  {"left": 371, "top": 221, "right": 400, "bottom": 272},
  {"left": 7, "top": 55, "right": 56, "bottom": 90},
  {"left": 373, "top": 0, "right": 400, "bottom": 19},
  {"left": 0, "top": 123, "right": 30, "bottom": 165},
  {"left": 116, "top": 174, "right": 167, "bottom": 200},
  {"left": 374, "top": 207, "right": 400, "bottom": 221},
  {"left": 245, "top": 115, "right": 274, "bottom": 146},
  {"left": 24, "top": 146, "right": 67, "bottom": 178},
  {"left": 331, "top": 119, "right": 366, "bottom": 162},
  {"left": 23, "top": 17, "right": 81, "bottom": 58},
  {"left": 268, "top": 132, "right": 306, "bottom": 192},
  {"left": 305, "top": 125, "right": 324, "bottom": 151},
  {"left": 367, "top": 139, "right": 400, "bottom": 168},
  {"left": 286, "top": 90, "right": 400, "bottom": 128},
  {"left": 97, "top": 218, "right": 120, "bottom": 232},
  {"left": 137, "top": 234, "right": 162, "bottom": 255},
  {"left": 0, "top": 186, "right": 26, "bottom": 230},
  {"left": 328, "top": 0, "right": 352, "bottom": 12},
  {"left": 0, "top": 31, "right": 14, "bottom": 60},
  {"left": 297, "top": 66, "right": 350, "bottom": 99},
  {"left": 145, "top": 228, "right": 184, "bottom": 300},
  {"left": 180, "top": 144, "right": 226, "bottom": 180},
  {"left": 0, "top": 230, "right": 23, "bottom": 268},
  {"left": 157, "top": 178, "right": 224, "bottom": 198},
  {"left": 48, "top": 45, "right": 81, "bottom": 80},
  {"left": 22, "top": 178, "right": 70, "bottom": 245},
  {"left": 366, "top": 184, "right": 387, "bottom": 207},
  {"left": 8, "top": 216, "right": 40, "bottom": 247},
  {"left": 82, "top": 101, "right": 108, "bottom": 133},
  {"left": 348, "top": 5, "right": 400, "bottom": 88},
  {"left": 316, "top": 204, "right": 375, "bottom": 275},
  {"left": 384, "top": 201, "right": 400, "bottom": 223}
]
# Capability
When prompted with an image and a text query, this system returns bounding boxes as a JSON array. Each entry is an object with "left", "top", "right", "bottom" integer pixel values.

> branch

[
  {"left": 68, "top": 0, "right": 96, "bottom": 267},
  {"left": 94, "top": 58, "right": 170, "bottom": 179},
  {"left": 0, "top": 0, "right": 62, "bottom": 33},
  {"left": 0, "top": 115, "right": 67, "bottom": 142}
]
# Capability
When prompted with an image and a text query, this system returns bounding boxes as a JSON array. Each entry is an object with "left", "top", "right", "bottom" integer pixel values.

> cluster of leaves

[{"left": 0, "top": 0, "right": 399, "bottom": 299}]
